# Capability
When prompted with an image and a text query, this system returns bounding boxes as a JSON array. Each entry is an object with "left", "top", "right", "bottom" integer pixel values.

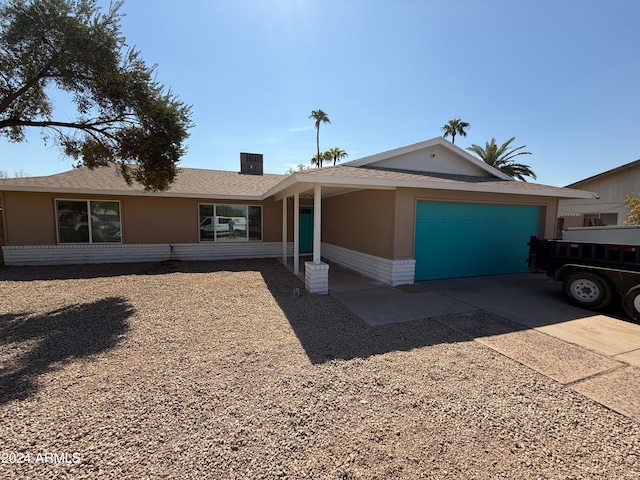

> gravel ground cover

[{"left": 1, "top": 259, "right": 639, "bottom": 479}]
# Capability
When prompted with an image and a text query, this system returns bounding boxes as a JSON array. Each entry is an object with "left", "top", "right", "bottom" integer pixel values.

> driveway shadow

[
  {"left": 0, "top": 261, "right": 193, "bottom": 281},
  {"left": 0, "top": 259, "right": 279, "bottom": 281},
  {"left": 0, "top": 297, "right": 133, "bottom": 404},
  {"left": 419, "top": 273, "right": 631, "bottom": 327},
  {"left": 259, "top": 263, "right": 471, "bottom": 364}
]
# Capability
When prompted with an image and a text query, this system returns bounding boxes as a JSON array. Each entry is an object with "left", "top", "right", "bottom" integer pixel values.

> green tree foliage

[
  {"left": 309, "top": 109, "right": 330, "bottom": 164},
  {"left": 285, "top": 163, "right": 314, "bottom": 174},
  {"left": 0, "top": 0, "right": 193, "bottom": 191},
  {"left": 624, "top": 194, "right": 640, "bottom": 225},
  {"left": 310, "top": 152, "right": 325, "bottom": 168},
  {"left": 327, "top": 146, "right": 348, "bottom": 166},
  {"left": 467, "top": 137, "right": 537, "bottom": 181},
  {"left": 441, "top": 118, "right": 470, "bottom": 144}
]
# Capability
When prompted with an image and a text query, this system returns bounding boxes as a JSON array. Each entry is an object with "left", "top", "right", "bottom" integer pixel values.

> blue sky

[{"left": 1, "top": 0, "right": 639, "bottom": 187}]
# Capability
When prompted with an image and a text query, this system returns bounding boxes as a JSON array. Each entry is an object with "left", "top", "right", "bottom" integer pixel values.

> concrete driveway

[{"left": 327, "top": 264, "right": 640, "bottom": 422}]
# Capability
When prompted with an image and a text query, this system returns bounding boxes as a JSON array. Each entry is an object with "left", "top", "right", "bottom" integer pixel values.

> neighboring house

[
  {"left": 0, "top": 137, "right": 592, "bottom": 292},
  {"left": 558, "top": 159, "right": 640, "bottom": 232}
]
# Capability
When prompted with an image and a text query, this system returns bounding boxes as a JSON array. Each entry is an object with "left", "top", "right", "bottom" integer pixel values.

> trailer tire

[
  {"left": 563, "top": 272, "right": 613, "bottom": 310},
  {"left": 622, "top": 286, "right": 640, "bottom": 323}
]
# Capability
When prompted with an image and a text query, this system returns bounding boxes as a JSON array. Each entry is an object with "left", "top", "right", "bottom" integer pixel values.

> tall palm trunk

[
  {"left": 309, "top": 109, "right": 330, "bottom": 168},
  {"left": 316, "top": 127, "right": 321, "bottom": 167}
]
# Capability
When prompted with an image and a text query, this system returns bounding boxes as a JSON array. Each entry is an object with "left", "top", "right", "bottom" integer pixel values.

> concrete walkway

[{"left": 319, "top": 262, "right": 640, "bottom": 422}]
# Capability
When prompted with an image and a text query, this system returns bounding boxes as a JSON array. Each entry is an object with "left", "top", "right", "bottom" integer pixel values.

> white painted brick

[
  {"left": 2, "top": 243, "right": 295, "bottom": 266},
  {"left": 321, "top": 243, "right": 415, "bottom": 286},
  {"left": 304, "top": 260, "right": 329, "bottom": 294}
]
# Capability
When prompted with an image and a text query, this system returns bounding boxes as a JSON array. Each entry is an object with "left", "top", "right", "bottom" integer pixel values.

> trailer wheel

[
  {"left": 622, "top": 286, "right": 640, "bottom": 323},
  {"left": 563, "top": 272, "right": 613, "bottom": 310}
]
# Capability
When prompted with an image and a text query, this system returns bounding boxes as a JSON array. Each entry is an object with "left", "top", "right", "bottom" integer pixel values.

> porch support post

[
  {"left": 313, "top": 184, "right": 321, "bottom": 263},
  {"left": 293, "top": 192, "right": 299, "bottom": 275},
  {"left": 305, "top": 184, "right": 328, "bottom": 294},
  {"left": 281, "top": 197, "right": 287, "bottom": 265}
]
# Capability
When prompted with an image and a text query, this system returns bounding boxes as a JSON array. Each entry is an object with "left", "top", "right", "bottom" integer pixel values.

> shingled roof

[
  {"left": 1, "top": 139, "right": 595, "bottom": 201},
  {"left": 0, "top": 162, "right": 594, "bottom": 200},
  {"left": 0, "top": 165, "right": 286, "bottom": 199},
  {"left": 264, "top": 165, "right": 595, "bottom": 199}
]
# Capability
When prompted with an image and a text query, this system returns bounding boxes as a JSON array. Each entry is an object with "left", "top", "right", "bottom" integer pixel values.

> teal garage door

[{"left": 415, "top": 202, "right": 539, "bottom": 281}]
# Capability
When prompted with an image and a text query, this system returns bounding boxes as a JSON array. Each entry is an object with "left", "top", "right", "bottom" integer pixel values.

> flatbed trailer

[{"left": 528, "top": 235, "right": 640, "bottom": 322}]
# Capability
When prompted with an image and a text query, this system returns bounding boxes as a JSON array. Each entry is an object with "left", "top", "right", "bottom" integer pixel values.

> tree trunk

[{"left": 316, "top": 127, "right": 321, "bottom": 167}]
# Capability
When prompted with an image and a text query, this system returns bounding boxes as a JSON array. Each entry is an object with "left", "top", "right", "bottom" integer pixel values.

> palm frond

[{"left": 467, "top": 137, "right": 536, "bottom": 181}]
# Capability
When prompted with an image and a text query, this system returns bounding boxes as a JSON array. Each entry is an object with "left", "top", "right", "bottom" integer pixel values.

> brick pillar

[{"left": 305, "top": 261, "right": 329, "bottom": 294}]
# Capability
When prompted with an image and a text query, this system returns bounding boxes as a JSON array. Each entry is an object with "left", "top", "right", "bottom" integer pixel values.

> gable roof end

[{"left": 344, "top": 137, "right": 514, "bottom": 181}]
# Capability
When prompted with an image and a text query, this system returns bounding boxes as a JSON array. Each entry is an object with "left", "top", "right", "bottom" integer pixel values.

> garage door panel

[{"left": 415, "top": 202, "right": 539, "bottom": 281}]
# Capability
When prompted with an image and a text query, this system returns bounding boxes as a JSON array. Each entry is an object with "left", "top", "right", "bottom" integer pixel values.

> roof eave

[
  {"left": 260, "top": 172, "right": 305, "bottom": 200},
  {"left": 1, "top": 170, "right": 593, "bottom": 200},
  {"left": 389, "top": 180, "right": 595, "bottom": 198},
  {"left": 0, "top": 185, "right": 266, "bottom": 201},
  {"left": 264, "top": 174, "right": 595, "bottom": 199}
]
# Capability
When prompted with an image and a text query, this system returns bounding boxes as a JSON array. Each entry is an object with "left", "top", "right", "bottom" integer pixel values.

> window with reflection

[
  {"left": 199, "top": 204, "right": 262, "bottom": 242},
  {"left": 56, "top": 200, "right": 121, "bottom": 243}
]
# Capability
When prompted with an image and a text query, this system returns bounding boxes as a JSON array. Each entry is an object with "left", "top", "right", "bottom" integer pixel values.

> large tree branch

[
  {"left": 0, "top": 63, "right": 55, "bottom": 114},
  {"left": 0, "top": 118, "right": 122, "bottom": 139}
]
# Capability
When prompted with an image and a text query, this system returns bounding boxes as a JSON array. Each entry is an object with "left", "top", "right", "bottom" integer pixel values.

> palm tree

[
  {"left": 327, "top": 147, "right": 348, "bottom": 166},
  {"left": 310, "top": 152, "right": 324, "bottom": 168},
  {"left": 441, "top": 118, "right": 470, "bottom": 144},
  {"left": 467, "top": 137, "right": 537, "bottom": 181},
  {"left": 309, "top": 109, "right": 330, "bottom": 163}
]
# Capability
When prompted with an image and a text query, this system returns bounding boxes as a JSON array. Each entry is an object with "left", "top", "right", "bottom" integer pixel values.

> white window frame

[
  {"left": 55, "top": 199, "right": 122, "bottom": 244},
  {"left": 583, "top": 212, "right": 619, "bottom": 226},
  {"left": 198, "top": 203, "right": 263, "bottom": 242}
]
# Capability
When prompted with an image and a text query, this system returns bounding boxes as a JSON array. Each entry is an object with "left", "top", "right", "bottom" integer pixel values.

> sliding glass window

[
  {"left": 56, "top": 200, "right": 121, "bottom": 243},
  {"left": 199, "top": 204, "right": 262, "bottom": 242}
]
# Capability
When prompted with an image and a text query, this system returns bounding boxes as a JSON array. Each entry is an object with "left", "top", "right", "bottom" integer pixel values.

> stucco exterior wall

[
  {"left": 321, "top": 189, "right": 395, "bottom": 258},
  {"left": 393, "top": 188, "right": 558, "bottom": 258},
  {"left": 1, "top": 187, "right": 560, "bottom": 263},
  {"left": 260, "top": 197, "right": 285, "bottom": 242},
  {"left": 123, "top": 196, "right": 283, "bottom": 244},
  {"left": 124, "top": 196, "right": 197, "bottom": 244},
  {"left": 3, "top": 191, "right": 57, "bottom": 245},
  {"left": 1, "top": 191, "right": 283, "bottom": 246}
]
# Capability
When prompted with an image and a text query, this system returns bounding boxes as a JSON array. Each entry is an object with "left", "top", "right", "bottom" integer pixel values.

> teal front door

[
  {"left": 299, "top": 206, "right": 314, "bottom": 253},
  {"left": 414, "top": 202, "right": 540, "bottom": 281}
]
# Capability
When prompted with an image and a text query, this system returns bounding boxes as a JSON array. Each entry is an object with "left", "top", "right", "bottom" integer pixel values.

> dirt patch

[{"left": 1, "top": 259, "right": 639, "bottom": 479}]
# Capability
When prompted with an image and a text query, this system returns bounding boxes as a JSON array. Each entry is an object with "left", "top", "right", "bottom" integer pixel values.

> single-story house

[
  {"left": 0, "top": 137, "right": 593, "bottom": 293},
  {"left": 558, "top": 158, "right": 640, "bottom": 231}
]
